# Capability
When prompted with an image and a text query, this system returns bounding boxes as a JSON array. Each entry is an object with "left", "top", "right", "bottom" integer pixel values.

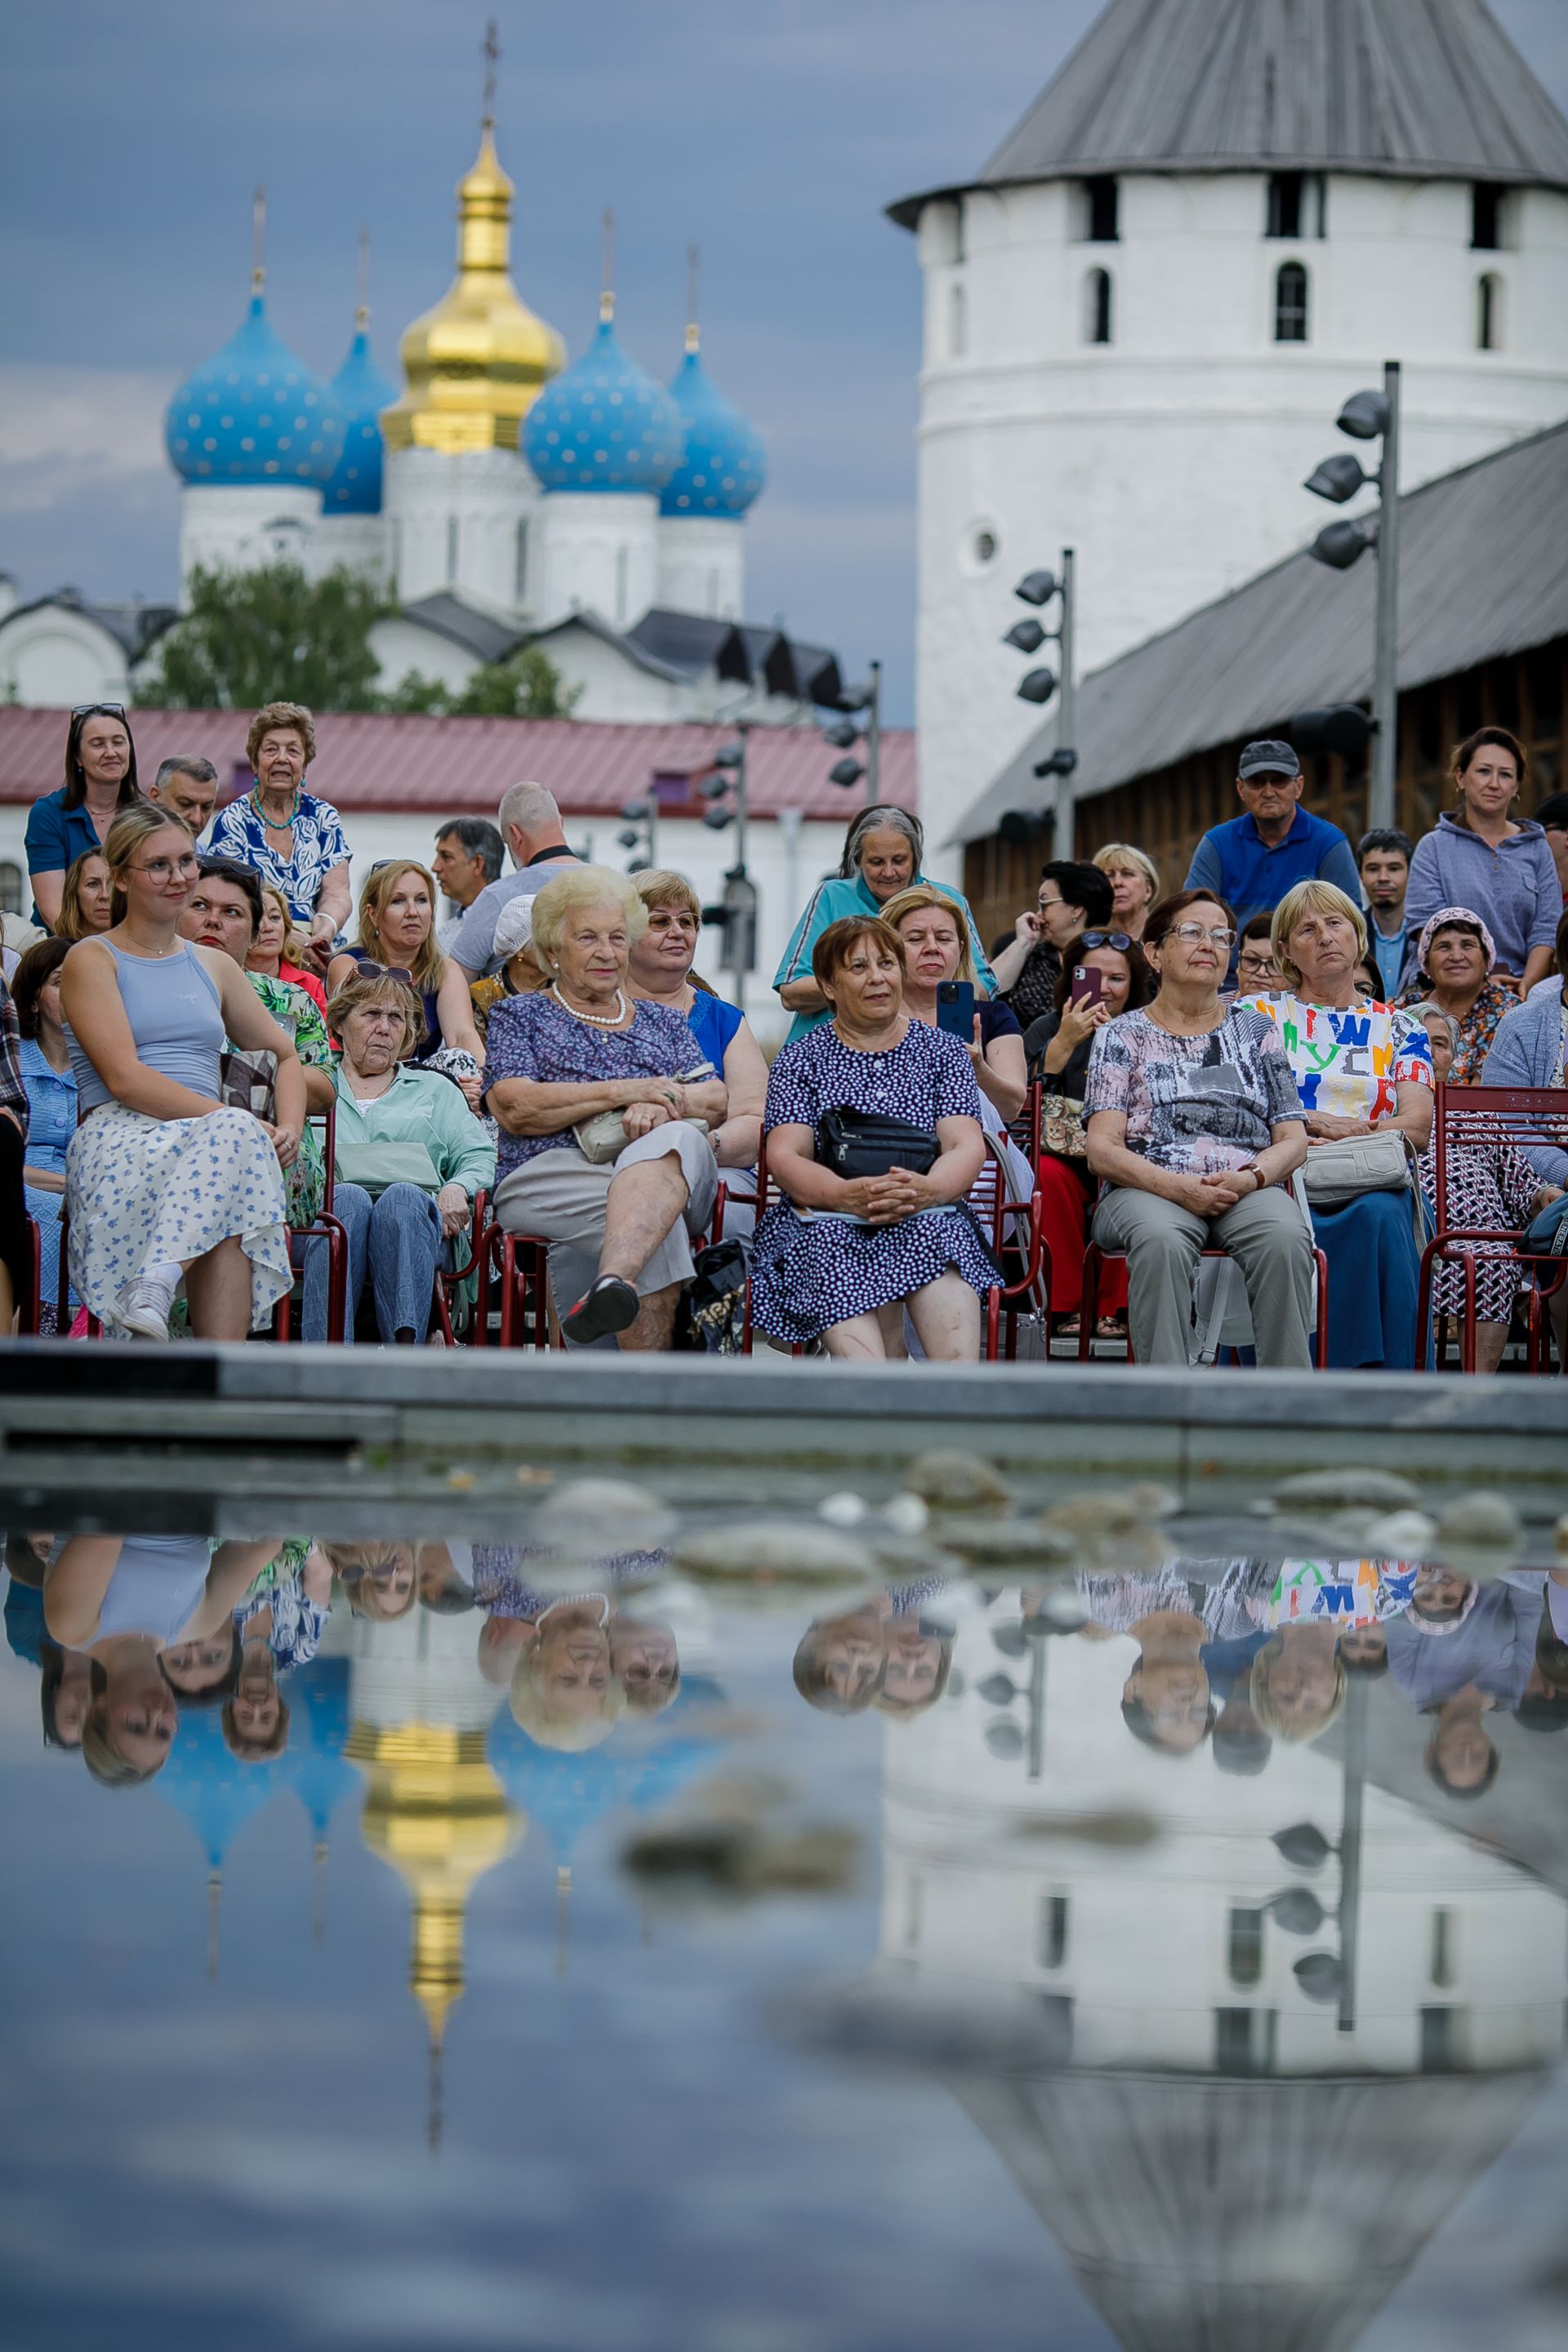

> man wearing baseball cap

[{"left": 1183, "top": 739, "right": 1362, "bottom": 934}]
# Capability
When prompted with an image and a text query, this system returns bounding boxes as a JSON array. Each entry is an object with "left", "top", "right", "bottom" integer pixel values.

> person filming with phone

[{"left": 883, "top": 887, "right": 1026, "bottom": 1124}]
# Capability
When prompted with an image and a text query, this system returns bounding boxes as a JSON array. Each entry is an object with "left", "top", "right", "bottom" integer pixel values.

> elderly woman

[
  {"left": 1085, "top": 890, "right": 1313, "bottom": 1367},
  {"left": 1397, "top": 906, "right": 1517, "bottom": 1083},
  {"left": 625, "top": 867, "right": 766, "bottom": 1169},
  {"left": 207, "top": 701, "right": 351, "bottom": 964},
  {"left": 55, "top": 849, "right": 114, "bottom": 943},
  {"left": 1024, "top": 929, "right": 1152, "bottom": 1335},
  {"left": 25, "top": 703, "right": 140, "bottom": 932},
  {"left": 1093, "top": 843, "right": 1160, "bottom": 941},
  {"left": 483, "top": 866, "right": 728, "bottom": 1350},
  {"left": 13, "top": 940, "right": 76, "bottom": 1330},
  {"left": 1405, "top": 726, "right": 1560, "bottom": 995},
  {"left": 1241, "top": 880, "right": 1434, "bottom": 1370},
  {"left": 773, "top": 804, "right": 996, "bottom": 1044},
  {"left": 751, "top": 915, "right": 993, "bottom": 1359},
  {"left": 1410, "top": 1000, "right": 1563, "bottom": 1373},
  {"left": 60, "top": 804, "right": 299, "bottom": 1342},
  {"left": 247, "top": 880, "right": 329, "bottom": 1019},
  {"left": 301, "top": 970, "right": 495, "bottom": 1345},
  {"left": 883, "top": 884, "right": 1027, "bottom": 1125},
  {"left": 327, "top": 859, "right": 485, "bottom": 1107}
]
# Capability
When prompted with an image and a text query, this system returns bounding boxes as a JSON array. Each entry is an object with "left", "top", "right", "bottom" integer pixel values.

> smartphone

[
  {"left": 936, "top": 979, "right": 975, "bottom": 1038},
  {"left": 1069, "top": 964, "right": 1106, "bottom": 1009}
]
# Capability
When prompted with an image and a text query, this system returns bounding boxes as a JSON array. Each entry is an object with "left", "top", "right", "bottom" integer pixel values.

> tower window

[
  {"left": 1038, "top": 1895, "right": 1069, "bottom": 1968},
  {"left": 446, "top": 515, "right": 459, "bottom": 586},
  {"left": 1078, "top": 175, "right": 1120, "bottom": 243},
  {"left": 514, "top": 518, "right": 529, "bottom": 604},
  {"left": 1214, "top": 2007, "right": 1277, "bottom": 2076},
  {"left": 1084, "top": 267, "right": 1113, "bottom": 345},
  {"left": 948, "top": 279, "right": 967, "bottom": 358},
  {"left": 1477, "top": 272, "right": 1503, "bottom": 350},
  {"left": 1267, "top": 172, "right": 1325, "bottom": 238},
  {"left": 1274, "top": 261, "right": 1309, "bottom": 342},
  {"left": 615, "top": 544, "right": 629, "bottom": 630},
  {"left": 1472, "top": 183, "right": 1503, "bottom": 250},
  {"left": 1227, "top": 1907, "right": 1264, "bottom": 1989}
]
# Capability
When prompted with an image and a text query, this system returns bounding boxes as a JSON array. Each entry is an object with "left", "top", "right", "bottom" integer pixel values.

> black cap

[{"left": 1238, "top": 738, "right": 1302, "bottom": 782}]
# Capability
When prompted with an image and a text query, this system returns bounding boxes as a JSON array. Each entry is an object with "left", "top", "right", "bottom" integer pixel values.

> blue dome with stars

[
  {"left": 164, "top": 292, "right": 343, "bottom": 488},
  {"left": 660, "top": 340, "right": 765, "bottom": 519},
  {"left": 322, "top": 322, "right": 396, "bottom": 515},
  {"left": 523, "top": 307, "right": 684, "bottom": 496}
]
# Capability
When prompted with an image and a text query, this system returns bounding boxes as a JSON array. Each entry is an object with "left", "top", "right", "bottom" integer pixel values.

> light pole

[
  {"left": 697, "top": 728, "right": 756, "bottom": 1015},
  {"left": 1304, "top": 362, "right": 1402, "bottom": 832},
  {"left": 1005, "top": 553, "right": 1079, "bottom": 855},
  {"left": 616, "top": 792, "right": 657, "bottom": 874},
  {"left": 822, "top": 666, "right": 883, "bottom": 808}
]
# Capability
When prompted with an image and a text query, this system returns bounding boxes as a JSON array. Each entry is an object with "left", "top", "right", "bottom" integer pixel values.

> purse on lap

[
  {"left": 1299, "top": 1129, "right": 1413, "bottom": 1210},
  {"left": 334, "top": 1138, "right": 444, "bottom": 1196},
  {"left": 817, "top": 1104, "right": 939, "bottom": 1180},
  {"left": 572, "top": 1111, "right": 710, "bottom": 1165}
]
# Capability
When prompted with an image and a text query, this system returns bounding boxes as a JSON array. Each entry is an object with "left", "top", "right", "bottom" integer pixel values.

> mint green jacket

[{"left": 331, "top": 1062, "right": 497, "bottom": 1198}]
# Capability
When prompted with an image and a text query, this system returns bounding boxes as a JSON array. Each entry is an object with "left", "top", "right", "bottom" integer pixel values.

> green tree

[
  {"left": 140, "top": 563, "right": 391, "bottom": 711},
  {"left": 380, "top": 646, "right": 582, "bottom": 720}
]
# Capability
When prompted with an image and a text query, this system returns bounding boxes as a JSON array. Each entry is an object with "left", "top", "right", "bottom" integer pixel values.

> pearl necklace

[
  {"left": 550, "top": 982, "right": 627, "bottom": 1027},
  {"left": 536, "top": 1592, "right": 611, "bottom": 1628}
]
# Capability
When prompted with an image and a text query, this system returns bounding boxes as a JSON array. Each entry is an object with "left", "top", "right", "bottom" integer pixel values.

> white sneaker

[{"left": 113, "top": 1272, "right": 177, "bottom": 1342}]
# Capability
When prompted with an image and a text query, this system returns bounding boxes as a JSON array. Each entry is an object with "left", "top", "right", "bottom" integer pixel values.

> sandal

[
  {"left": 563, "top": 1275, "right": 641, "bottom": 1346},
  {"left": 1096, "top": 1312, "right": 1126, "bottom": 1339},
  {"left": 1053, "top": 1314, "right": 1080, "bottom": 1339}
]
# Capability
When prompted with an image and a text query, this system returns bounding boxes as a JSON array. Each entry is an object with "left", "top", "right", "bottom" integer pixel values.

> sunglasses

[
  {"left": 1078, "top": 930, "right": 1134, "bottom": 953},
  {"left": 356, "top": 960, "right": 414, "bottom": 987},
  {"left": 72, "top": 701, "right": 128, "bottom": 720}
]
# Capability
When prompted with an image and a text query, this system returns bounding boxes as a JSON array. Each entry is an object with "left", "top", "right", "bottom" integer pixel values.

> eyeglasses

[
  {"left": 1079, "top": 930, "right": 1134, "bottom": 953},
  {"left": 130, "top": 853, "right": 199, "bottom": 882},
  {"left": 1168, "top": 924, "right": 1236, "bottom": 947},
  {"left": 72, "top": 702, "right": 127, "bottom": 721}
]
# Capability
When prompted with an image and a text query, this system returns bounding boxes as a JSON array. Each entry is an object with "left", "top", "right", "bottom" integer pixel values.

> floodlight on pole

[
  {"left": 1336, "top": 388, "right": 1392, "bottom": 441},
  {"left": 1017, "top": 667, "right": 1058, "bottom": 706},
  {"left": 829, "top": 756, "right": 865, "bottom": 789},
  {"left": 1303, "top": 362, "right": 1402, "bottom": 831},
  {"left": 1014, "top": 569, "right": 1058, "bottom": 606},
  {"left": 1309, "top": 518, "right": 1374, "bottom": 571},
  {"left": 1003, "top": 617, "right": 1048, "bottom": 653},
  {"left": 822, "top": 718, "right": 859, "bottom": 749},
  {"left": 1304, "top": 453, "right": 1373, "bottom": 504}
]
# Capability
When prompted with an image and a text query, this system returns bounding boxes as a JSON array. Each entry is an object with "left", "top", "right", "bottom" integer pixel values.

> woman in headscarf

[{"left": 1397, "top": 905, "right": 1517, "bottom": 1085}]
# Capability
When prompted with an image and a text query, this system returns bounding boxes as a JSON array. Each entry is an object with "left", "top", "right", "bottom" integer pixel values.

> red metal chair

[
  {"left": 978, "top": 1128, "right": 1053, "bottom": 1361},
  {"left": 1416, "top": 1082, "right": 1568, "bottom": 1375},
  {"left": 1078, "top": 1230, "right": 1331, "bottom": 1369},
  {"left": 274, "top": 1102, "right": 350, "bottom": 1343},
  {"left": 432, "top": 1189, "right": 490, "bottom": 1346}
]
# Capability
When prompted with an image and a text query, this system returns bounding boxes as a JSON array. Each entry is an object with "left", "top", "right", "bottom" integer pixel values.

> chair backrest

[
  {"left": 310, "top": 1098, "right": 338, "bottom": 1214},
  {"left": 1432, "top": 1083, "right": 1568, "bottom": 1233}
]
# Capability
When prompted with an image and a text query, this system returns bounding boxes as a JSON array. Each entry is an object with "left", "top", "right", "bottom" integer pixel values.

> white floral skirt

[{"left": 65, "top": 1103, "right": 292, "bottom": 1334}]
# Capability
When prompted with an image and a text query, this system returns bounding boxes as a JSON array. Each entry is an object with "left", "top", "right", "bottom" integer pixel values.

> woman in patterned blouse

[
  {"left": 207, "top": 702, "right": 351, "bottom": 966},
  {"left": 1397, "top": 904, "right": 1517, "bottom": 1085}
]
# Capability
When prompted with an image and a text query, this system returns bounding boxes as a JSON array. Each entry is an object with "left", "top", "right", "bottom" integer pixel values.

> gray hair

[
  {"left": 497, "top": 781, "right": 562, "bottom": 843},
  {"left": 434, "top": 816, "right": 505, "bottom": 884},
  {"left": 840, "top": 803, "right": 923, "bottom": 880},
  {"left": 153, "top": 755, "right": 219, "bottom": 791},
  {"left": 1405, "top": 999, "right": 1461, "bottom": 1054}
]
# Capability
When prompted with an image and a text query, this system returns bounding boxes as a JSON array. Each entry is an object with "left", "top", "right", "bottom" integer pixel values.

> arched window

[
  {"left": 947, "top": 280, "right": 966, "bottom": 358},
  {"left": 1274, "top": 261, "right": 1308, "bottom": 343},
  {"left": 1083, "top": 266, "right": 1113, "bottom": 345},
  {"left": 1477, "top": 271, "right": 1503, "bottom": 350}
]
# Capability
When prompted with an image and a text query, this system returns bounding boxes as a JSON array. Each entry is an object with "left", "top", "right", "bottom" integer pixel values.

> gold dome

[{"left": 381, "top": 124, "right": 565, "bottom": 454}]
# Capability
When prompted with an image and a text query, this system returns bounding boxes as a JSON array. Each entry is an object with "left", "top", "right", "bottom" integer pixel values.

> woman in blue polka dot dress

[{"left": 751, "top": 916, "right": 996, "bottom": 1356}]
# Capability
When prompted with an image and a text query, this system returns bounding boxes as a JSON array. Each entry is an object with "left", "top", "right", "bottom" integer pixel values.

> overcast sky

[{"left": 2, "top": 0, "right": 1566, "bottom": 722}]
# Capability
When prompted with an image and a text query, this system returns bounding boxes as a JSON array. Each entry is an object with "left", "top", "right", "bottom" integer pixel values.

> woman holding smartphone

[
  {"left": 884, "top": 887, "right": 1026, "bottom": 1122},
  {"left": 1023, "top": 930, "right": 1152, "bottom": 1338}
]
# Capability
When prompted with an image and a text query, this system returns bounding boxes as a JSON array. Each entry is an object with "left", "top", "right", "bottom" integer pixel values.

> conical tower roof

[{"left": 889, "top": 0, "right": 1568, "bottom": 225}]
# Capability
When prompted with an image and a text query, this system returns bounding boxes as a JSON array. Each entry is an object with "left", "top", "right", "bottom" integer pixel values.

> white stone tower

[{"left": 888, "top": 0, "right": 1568, "bottom": 866}]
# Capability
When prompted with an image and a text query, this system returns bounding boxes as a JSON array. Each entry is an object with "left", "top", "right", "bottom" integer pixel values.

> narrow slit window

[
  {"left": 1477, "top": 273, "right": 1502, "bottom": 351},
  {"left": 1085, "top": 267, "right": 1113, "bottom": 345},
  {"left": 948, "top": 280, "right": 967, "bottom": 358},
  {"left": 1228, "top": 1908, "right": 1264, "bottom": 1989},
  {"left": 445, "top": 514, "right": 460, "bottom": 586},
  {"left": 1274, "top": 261, "right": 1309, "bottom": 343},
  {"left": 514, "top": 518, "right": 529, "bottom": 605}
]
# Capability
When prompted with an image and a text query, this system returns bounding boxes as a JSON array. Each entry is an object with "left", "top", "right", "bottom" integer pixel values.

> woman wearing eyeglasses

[
  {"left": 25, "top": 703, "right": 140, "bottom": 932},
  {"left": 1084, "top": 890, "right": 1314, "bottom": 1366},
  {"left": 57, "top": 804, "right": 301, "bottom": 1343}
]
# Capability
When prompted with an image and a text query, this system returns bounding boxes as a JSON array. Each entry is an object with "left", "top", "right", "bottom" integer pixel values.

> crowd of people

[{"left": 2, "top": 699, "right": 1566, "bottom": 1370}]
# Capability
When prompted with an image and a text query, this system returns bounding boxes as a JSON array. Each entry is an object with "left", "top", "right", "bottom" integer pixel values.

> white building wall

[
  {"left": 383, "top": 446, "right": 540, "bottom": 615},
  {"left": 533, "top": 492, "right": 661, "bottom": 634},
  {"left": 0, "top": 611, "right": 131, "bottom": 707},
  {"left": 178, "top": 483, "right": 323, "bottom": 604},
  {"left": 913, "top": 171, "right": 1568, "bottom": 870},
  {"left": 655, "top": 516, "right": 746, "bottom": 619},
  {"left": 368, "top": 615, "right": 483, "bottom": 699},
  {"left": 314, "top": 511, "right": 390, "bottom": 586}
]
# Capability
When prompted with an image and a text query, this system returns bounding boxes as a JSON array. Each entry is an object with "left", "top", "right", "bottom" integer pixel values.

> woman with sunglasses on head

[
  {"left": 247, "top": 882, "right": 329, "bottom": 1020},
  {"left": 1084, "top": 891, "right": 1313, "bottom": 1366},
  {"left": 58, "top": 804, "right": 301, "bottom": 1343},
  {"left": 26, "top": 703, "right": 140, "bottom": 933}
]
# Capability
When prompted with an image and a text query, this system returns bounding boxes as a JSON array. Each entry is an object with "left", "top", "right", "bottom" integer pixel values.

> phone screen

[
  {"left": 936, "top": 979, "right": 975, "bottom": 1038},
  {"left": 1070, "top": 965, "right": 1105, "bottom": 1009}
]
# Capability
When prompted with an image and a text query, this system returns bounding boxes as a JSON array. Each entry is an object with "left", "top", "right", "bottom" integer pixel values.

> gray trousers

[{"left": 1091, "top": 1183, "right": 1315, "bottom": 1369}]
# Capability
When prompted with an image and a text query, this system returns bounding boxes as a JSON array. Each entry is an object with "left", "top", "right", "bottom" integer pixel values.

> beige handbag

[
  {"left": 1300, "top": 1129, "right": 1414, "bottom": 1210},
  {"left": 572, "top": 1110, "right": 709, "bottom": 1165}
]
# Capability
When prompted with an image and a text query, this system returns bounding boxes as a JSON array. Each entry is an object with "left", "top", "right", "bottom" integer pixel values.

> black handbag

[{"left": 817, "top": 1104, "right": 939, "bottom": 1180}]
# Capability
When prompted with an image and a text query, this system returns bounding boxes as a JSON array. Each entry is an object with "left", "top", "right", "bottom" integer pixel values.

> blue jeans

[{"left": 301, "top": 1182, "right": 449, "bottom": 1343}]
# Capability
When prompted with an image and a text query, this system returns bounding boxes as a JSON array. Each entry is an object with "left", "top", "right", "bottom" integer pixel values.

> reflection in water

[{"left": 3, "top": 1520, "right": 1566, "bottom": 2349}]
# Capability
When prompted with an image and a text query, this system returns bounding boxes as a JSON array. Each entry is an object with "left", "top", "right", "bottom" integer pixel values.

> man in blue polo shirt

[{"left": 1184, "top": 739, "right": 1362, "bottom": 932}]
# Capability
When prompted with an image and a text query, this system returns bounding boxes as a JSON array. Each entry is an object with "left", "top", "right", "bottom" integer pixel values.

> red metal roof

[{"left": 0, "top": 707, "right": 916, "bottom": 822}]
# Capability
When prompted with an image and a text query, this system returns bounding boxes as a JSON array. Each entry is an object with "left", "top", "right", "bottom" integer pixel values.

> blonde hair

[
  {"left": 529, "top": 863, "right": 647, "bottom": 976},
  {"left": 509, "top": 1643, "right": 626, "bottom": 1751},
  {"left": 1270, "top": 880, "right": 1368, "bottom": 992},
  {"left": 256, "top": 880, "right": 312, "bottom": 966},
  {"left": 1094, "top": 843, "right": 1160, "bottom": 897},
  {"left": 103, "top": 803, "right": 194, "bottom": 925},
  {"left": 324, "top": 971, "right": 425, "bottom": 1061},
  {"left": 56, "top": 849, "right": 112, "bottom": 942},
  {"left": 353, "top": 861, "right": 444, "bottom": 992},
  {"left": 633, "top": 868, "right": 702, "bottom": 921},
  {"left": 1249, "top": 1637, "right": 1348, "bottom": 1744},
  {"left": 322, "top": 1541, "right": 419, "bottom": 1621},
  {"left": 880, "top": 884, "right": 978, "bottom": 987},
  {"left": 82, "top": 1697, "right": 167, "bottom": 1788},
  {"left": 246, "top": 700, "right": 316, "bottom": 769}
]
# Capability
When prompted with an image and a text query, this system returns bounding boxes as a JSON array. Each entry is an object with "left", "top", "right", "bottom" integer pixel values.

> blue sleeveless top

[{"left": 67, "top": 941, "right": 225, "bottom": 1112}]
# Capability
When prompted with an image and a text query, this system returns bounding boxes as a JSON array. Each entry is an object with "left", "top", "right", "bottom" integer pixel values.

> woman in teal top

[{"left": 773, "top": 804, "right": 996, "bottom": 1044}]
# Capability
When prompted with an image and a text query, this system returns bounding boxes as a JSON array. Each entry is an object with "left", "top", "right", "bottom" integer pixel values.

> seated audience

[
  {"left": 1024, "top": 929, "right": 1153, "bottom": 1337},
  {"left": 1248, "top": 1624, "right": 1346, "bottom": 1745},
  {"left": 1232, "top": 913, "right": 1281, "bottom": 996},
  {"left": 509, "top": 1596, "right": 626, "bottom": 1751},
  {"left": 1183, "top": 738, "right": 1361, "bottom": 934},
  {"left": 247, "top": 880, "right": 329, "bottom": 1019},
  {"left": 1084, "top": 891, "right": 1313, "bottom": 1367},
  {"left": 1405, "top": 727, "right": 1559, "bottom": 994},
  {"left": 448, "top": 782, "right": 581, "bottom": 980},
  {"left": 207, "top": 702, "right": 351, "bottom": 961},
  {"left": 147, "top": 755, "right": 219, "bottom": 841},
  {"left": 301, "top": 970, "right": 495, "bottom": 1345},
  {"left": 884, "top": 884, "right": 1027, "bottom": 1126},
  {"left": 626, "top": 868, "right": 767, "bottom": 1169},
  {"left": 25, "top": 704, "right": 139, "bottom": 933},
  {"left": 55, "top": 849, "right": 114, "bottom": 943},
  {"left": 223, "top": 1628, "right": 289, "bottom": 1762},
  {"left": 433, "top": 817, "right": 506, "bottom": 951},
  {"left": 483, "top": 866, "right": 726, "bottom": 1351},
  {"left": 1411, "top": 1001, "right": 1562, "bottom": 1373},
  {"left": 1358, "top": 826, "right": 1417, "bottom": 997},
  {"left": 1480, "top": 906, "right": 1568, "bottom": 1198},
  {"left": 1242, "top": 880, "right": 1434, "bottom": 1369},
  {"left": 1398, "top": 906, "right": 1518, "bottom": 1083},
  {"left": 1092, "top": 843, "right": 1160, "bottom": 941},
  {"left": 751, "top": 915, "right": 991, "bottom": 1360},
  {"left": 59, "top": 805, "right": 299, "bottom": 1342},
  {"left": 989, "top": 859, "right": 1114, "bottom": 1028},
  {"left": 774, "top": 804, "right": 996, "bottom": 1042},
  {"left": 0, "top": 970, "right": 25, "bottom": 1336},
  {"left": 327, "top": 859, "right": 486, "bottom": 1107},
  {"left": 13, "top": 940, "right": 76, "bottom": 1330}
]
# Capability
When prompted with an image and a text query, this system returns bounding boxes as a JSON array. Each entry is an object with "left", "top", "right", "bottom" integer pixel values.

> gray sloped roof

[
  {"left": 953, "top": 416, "right": 1568, "bottom": 846},
  {"left": 3, "top": 591, "right": 178, "bottom": 661},
  {"left": 396, "top": 593, "right": 528, "bottom": 665},
  {"left": 889, "top": 0, "right": 1568, "bottom": 226}
]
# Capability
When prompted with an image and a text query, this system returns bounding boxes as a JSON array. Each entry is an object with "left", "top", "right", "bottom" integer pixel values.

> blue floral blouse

[{"left": 208, "top": 787, "right": 351, "bottom": 924}]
